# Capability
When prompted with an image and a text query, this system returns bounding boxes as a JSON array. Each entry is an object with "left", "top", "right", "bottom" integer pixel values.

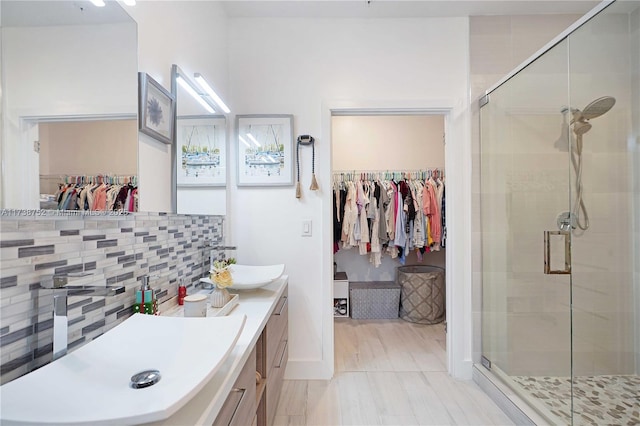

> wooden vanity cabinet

[
  {"left": 263, "top": 288, "right": 288, "bottom": 426},
  {"left": 213, "top": 284, "right": 288, "bottom": 426},
  {"left": 213, "top": 347, "right": 257, "bottom": 426}
]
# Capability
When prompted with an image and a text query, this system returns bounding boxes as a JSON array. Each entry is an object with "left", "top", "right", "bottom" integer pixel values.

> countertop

[{"left": 147, "top": 276, "right": 289, "bottom": 425}]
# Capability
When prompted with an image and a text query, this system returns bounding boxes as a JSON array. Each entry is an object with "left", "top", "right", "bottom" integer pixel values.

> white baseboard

[{"left": 284, "top": 359, "right": 333, "bottom": 380}]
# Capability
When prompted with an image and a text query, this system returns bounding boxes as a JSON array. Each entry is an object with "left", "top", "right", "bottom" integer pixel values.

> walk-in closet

[{"left": 331, "top": 113, "right": 448, "bottom": 380}]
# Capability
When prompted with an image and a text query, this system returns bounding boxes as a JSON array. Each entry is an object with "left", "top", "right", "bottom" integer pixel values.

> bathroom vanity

[
  {"left": 151, "top": 277, "right": 289, "bottom": 426},
  {"left": 0, "top": 276, "right": 288, "bottom": 426}
]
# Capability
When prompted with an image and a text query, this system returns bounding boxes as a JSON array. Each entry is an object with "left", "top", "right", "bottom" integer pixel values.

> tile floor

[
  {"left": 274, "top": 319, "right": 514, "bottom": 425},
  {"left": 512, "top": 374, "right": 640, "bottom": 426}
]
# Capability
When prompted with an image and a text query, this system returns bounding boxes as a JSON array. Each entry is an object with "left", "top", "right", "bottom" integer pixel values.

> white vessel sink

[
  {"left": 201, "top": 264, "right": 285, "bottom": 290},
  {"left": 0, "top": 313, "right": 246, "bottom": 425}
]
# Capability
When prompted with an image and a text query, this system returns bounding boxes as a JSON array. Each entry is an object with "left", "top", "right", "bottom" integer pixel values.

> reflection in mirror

[
  {"left": 0, "top": 1, "right": 138, "bottom": 210},
  {"left": 171, "top": 65, "right": 228, "bottom": 216},
  {"left": 38, "top": 118, "right": 138, "bottom": 210}
]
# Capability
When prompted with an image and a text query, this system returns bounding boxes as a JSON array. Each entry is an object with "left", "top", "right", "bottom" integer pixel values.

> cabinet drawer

[
  {"left": 266, "top": 337, "right": 288, "bottom": 425},
  {"left": 266, "top": 290, "right": 288, "bottom": 371},
  {"left": 213, "top": 348, "right": 257, "bottom": 426}
]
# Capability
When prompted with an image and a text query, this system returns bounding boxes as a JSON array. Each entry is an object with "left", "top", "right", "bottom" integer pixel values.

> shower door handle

[{"left": 544, "top": 230, "right": 571, "bottom": 274}]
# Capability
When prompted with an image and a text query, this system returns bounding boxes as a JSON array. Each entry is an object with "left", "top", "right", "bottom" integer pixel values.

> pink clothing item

[
  {"left": 92, "top": 185, "right": 108, "bottom": 211},
  {"left": 422, "top": 180, "right": 441, "bottom": 244}
]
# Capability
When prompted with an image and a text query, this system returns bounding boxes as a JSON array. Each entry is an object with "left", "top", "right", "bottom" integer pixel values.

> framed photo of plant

[
  {"left": 138, "top": 72, "right": 175, "bottom": 145},
  {"left": 236, "top": 114, "right": 294, "bottom": 186},
  {"left": 176, "top": 115, "right": 226, "bottom": 186}
]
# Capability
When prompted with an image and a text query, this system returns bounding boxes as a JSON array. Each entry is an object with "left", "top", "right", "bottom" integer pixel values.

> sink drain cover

[{"left": 130, "top": 369, "right": 161, "bottom": 389}]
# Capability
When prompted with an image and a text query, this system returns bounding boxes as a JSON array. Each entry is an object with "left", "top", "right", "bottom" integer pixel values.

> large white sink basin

[
  {"left": 201, "top": 264, "right": 285, "bottom": 290},
  {"left": 0, "top": 313, "right": 246, "bottom": 425}
]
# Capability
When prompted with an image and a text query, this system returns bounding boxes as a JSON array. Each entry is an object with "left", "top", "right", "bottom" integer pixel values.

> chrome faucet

[
  {"left": 40, "top": 272, "right": 125, "bottom": 360},
  {"left": 200, "top": 242, "right": 237, "bottom": 290}
]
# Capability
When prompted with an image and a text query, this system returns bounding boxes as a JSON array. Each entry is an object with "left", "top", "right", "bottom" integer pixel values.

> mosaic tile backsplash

[{"left": 0, "top": 211, "right": 224, "bottom": 384}]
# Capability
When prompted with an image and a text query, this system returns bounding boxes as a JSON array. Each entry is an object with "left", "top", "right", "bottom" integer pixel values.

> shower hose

[{"left": 571, "top": 134, "right": 590, "bottom": 231}]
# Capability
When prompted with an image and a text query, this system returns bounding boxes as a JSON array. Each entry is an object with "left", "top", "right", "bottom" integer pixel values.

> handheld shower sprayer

[{"left": 559, "top": 96, "right": 616, "bottom": 232}]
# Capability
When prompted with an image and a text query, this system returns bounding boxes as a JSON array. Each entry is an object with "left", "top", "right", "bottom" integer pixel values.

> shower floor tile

[{"left": 512, "top": 375, "right": 640, "bottom": 426}]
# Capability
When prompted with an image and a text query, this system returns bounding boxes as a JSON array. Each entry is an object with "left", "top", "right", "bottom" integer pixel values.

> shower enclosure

[{"left": 479, "top": 1, "right": 639, "bottom": 425}]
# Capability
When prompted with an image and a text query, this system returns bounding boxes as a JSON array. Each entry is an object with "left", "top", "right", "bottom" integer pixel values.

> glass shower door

[
  {"left": 566, "top": 2, "right": 639, "bottom": 424},
  {"left": 480, "top": 38, "right": 576, "bottom": 424}
]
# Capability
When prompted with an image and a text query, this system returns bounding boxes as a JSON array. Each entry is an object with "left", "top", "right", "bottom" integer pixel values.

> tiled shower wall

[{"left": 0, "top": 211, "right": 224, "bottom": 384}]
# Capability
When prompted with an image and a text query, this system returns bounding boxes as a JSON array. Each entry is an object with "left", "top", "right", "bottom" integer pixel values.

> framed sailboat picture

[
  {"left": 176, "top": 115, "right": 226, "bottom": 186},
  {"left": 236, "top": 114, "right": 294, "bottom": 186}
]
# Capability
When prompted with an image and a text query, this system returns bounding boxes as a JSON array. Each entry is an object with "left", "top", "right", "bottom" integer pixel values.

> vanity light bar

[
  {"left": 176, "top": 75, "right": 216, "bottom": 114},
  {"left": 122, "top": 0, "right": 136, "bottom": 5},
  {"left": 194, "top": 74, "right": 231, "bottom": 114},
  {"left": 89, "top": 0, "right": 105, "bottom": 6}
]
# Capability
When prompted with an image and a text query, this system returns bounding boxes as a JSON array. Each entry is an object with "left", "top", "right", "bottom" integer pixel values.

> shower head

[
  {"left": 573, "top": 120, "right": 592, "bottom": 136},
  {"left": 581, "top": 96, "right": 616, "bottom": 120},
  {"left": 572, "top": 96, "right": 616, "bottom": 123},
  {"left": 570, "top": 96, "right": 615, "bottom": 135}
]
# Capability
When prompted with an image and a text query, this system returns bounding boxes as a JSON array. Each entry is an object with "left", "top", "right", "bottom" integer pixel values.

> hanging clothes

[
  {"left": 332, "top": 169, "right": 445, "bottom": 267},
  {"left": 53, "top": 176, "right": 139, "bottom": 212}
]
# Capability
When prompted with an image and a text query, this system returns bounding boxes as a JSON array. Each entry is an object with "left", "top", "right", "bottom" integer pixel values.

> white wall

[
  {"left": 228, "top": 17, "right": 471, "bottom": 379},
  {"left": 126, "top": 1, "right": 229, "bottom": 214}
]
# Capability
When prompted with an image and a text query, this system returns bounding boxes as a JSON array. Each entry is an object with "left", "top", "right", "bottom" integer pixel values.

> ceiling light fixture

[
  {"left": 194, "top": 73, "right": 231, "bottom": 114},
  {"left": 176, "top": 76, "right": 216, "bottom": 114},
  {"left": 90, "top": 0, "right": 106, "bottom": 7}
]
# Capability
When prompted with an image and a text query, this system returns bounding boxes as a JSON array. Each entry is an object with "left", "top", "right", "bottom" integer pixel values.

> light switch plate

[{"left": 302, "top": 220, "right": 312, "bottom": 237}]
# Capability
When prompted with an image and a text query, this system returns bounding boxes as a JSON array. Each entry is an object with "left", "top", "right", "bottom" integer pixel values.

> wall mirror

[
  {"left": 172, "top": 65, "right": 227, "bottom": 216},
  {"left": 0, "top": 1, "right": 138, "bottom": 210}
]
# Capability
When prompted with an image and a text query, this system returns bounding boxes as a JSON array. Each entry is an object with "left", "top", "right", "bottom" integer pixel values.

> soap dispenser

[{"left": 134, "top": 276, "right": 156, "bottom": 315}]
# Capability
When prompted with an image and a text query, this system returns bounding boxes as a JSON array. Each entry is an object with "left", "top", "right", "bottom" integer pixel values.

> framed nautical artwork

[
  {"left": 236, "top": 114, "right": 294, "bottom": 187},
  {"left": 176, "top": 115, "right": 226, "bottom": 186}
]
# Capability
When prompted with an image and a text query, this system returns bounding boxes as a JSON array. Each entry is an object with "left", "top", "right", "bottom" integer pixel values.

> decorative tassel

[
  {"left": 295, "top": 181, "right": 302, "bottom": 198},
  {"left": 310, "top": 173, "right": 319, "bottom": 190}
]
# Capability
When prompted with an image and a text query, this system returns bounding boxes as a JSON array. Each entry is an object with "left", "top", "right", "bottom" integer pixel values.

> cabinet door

[
  {"left": 213, "top": 348, "right": 257, "bottom": 426},
  {"left": 265, "top": 325, "right": 288, "bottom": 425},
  {"left": 266, "top": 290, "right": 288, "bottom": 373},
  {"left": 265, "top": 286, "right": 288, "bottom": 425}
]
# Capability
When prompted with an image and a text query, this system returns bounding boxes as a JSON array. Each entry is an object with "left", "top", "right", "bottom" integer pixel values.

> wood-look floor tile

[
  {"left": 273, "top": 415, "right": 306, "bottom": 426},
  {"left": 336, "top": 371, "right": 381, "bottom": 425},
  {"left": 367, "top": 371, "right": 414, "bottom": 416},
  {"left": 306, "top": 379, "right": 342, "bottom": 426},
  {"left": 396, "top": 371, "right": 454, "bottom": 425},
  {"left": 380, "top": 415, "right": 419, "bottom": 425},
  {"left": 276, "top": 319, "right": 513, "bottom": 426},
  {"left": 275, "top": 380, "right": 308, "bottom": 416}
]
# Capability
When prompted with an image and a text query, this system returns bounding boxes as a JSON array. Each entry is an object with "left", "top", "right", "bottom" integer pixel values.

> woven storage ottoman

[
  {"left": 349, "top": 281, "right": 400, "bottom": 319},
  {"left": 397, "top": 265, "right": 445, "bottom": 324}
]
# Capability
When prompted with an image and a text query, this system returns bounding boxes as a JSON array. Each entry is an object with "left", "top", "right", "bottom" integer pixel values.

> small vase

[{"left": 210, "top": 286, "right": 230, "bottom": 308}]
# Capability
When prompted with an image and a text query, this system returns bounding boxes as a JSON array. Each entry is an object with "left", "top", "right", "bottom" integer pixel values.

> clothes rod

[{"left": 332, "top": 168, "right": 444, "bottom": 182}]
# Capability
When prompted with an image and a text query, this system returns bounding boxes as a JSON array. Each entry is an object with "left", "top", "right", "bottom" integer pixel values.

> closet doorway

[{"left": 331, "top": 112, "right": 448, "bottom": 378}]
